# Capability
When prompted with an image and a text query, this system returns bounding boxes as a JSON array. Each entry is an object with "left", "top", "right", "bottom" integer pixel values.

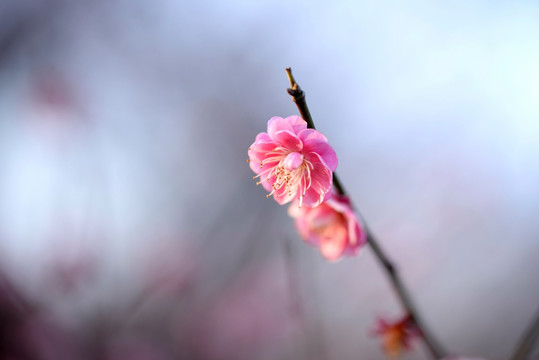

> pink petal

[
  {"left": 254, "top": 132, "right": 272, "bottom": 143},
  {"left": 249, "top": 133, "right": 276, "bottom": 152},
  {"left": 273, "top": 130, "right": 303, "bottom": 152},
  {"left": 248, "top": 151, "right": 278, "bottom": 175},
  {"left": 248, "top": 155, "right": 265, "bottom": 174},
  {"left": 304, "top": 153, "right": 333, "bottom": 195},
  {"left": 268, "top": 116, "right": 307, "bottom": 139},
  {"left": 260, "top": 175, "right": 275, "bottom": 192},
  {"left": 248, "top": 134, "right": 276, "bottom": 171},
  {"left": 326, "top": 196, "right": 364, "bottom": 249},
  {"left": 283, "top": 152, "right": 304, "bottom": 171},
  {"left": 283, "top": 115, "right": 307, "bottom": 134},
  {"left": 273, "top": 186, "right": 293, "bottom": 205},
  {"left": 302, "top": 185, "right": 327, "bottom": 208},
  {"left": 301, "top": 183, "right": 332, "bottom": 208},
  {"left": 298, "top": 128, "right": 328, "bottom": 144},
  {"left": 288, "top": 192, "right": 367, "bottom": 261},
  {"left": 288, "top": 208, "right": 313, "bottom": 242},
  {"left": 319, "top": 228, "right": 347, "bottom": 261},
  {"left": 287, "top": 202, "right": 304, "bottom": 218},
  {"left": 300, "top": 129, "right": 338, "bottom": 171},
  {"left": 267, "top": 117, "right": 293, "bottom": 139},
  {"left": 307, "top": 204, "right": 337, "bottom": 226}
]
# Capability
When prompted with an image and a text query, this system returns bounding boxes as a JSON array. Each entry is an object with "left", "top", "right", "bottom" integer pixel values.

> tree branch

[{"left": 285, "top": 67, "right": 447, "bottom": 359}]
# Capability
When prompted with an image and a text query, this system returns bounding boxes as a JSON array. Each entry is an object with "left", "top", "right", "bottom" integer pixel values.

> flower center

[{"left": 252, "top": 148, "right": 313, "bottom": 206}]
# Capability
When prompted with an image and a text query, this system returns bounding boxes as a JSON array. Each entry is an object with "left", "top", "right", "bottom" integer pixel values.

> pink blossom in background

[
  {"left": 288, "top": 192, "right": 366, "bottom": 261},
  {"left": 372, "top": 314, "right": 422, "bottom": 357},
  {"left": 248, "top": 116, "right": 337, "bottom": 207}
]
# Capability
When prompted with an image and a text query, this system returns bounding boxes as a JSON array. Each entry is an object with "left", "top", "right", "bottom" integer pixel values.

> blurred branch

[
  {"left": 285, "top": 67, "right": 447, "bottom": 359},
  {"left": 509, "top": 308, "right": 539, "bottom": 360}
]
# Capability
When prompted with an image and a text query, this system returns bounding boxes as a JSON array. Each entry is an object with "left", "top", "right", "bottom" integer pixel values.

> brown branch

[{"left": 285, "top": 67, "right": 447, "bottom": 359}]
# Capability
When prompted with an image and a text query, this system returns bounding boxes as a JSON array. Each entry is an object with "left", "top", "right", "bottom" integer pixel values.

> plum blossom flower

[
  {"left": 372, "top": 314, "right": 422, "bottom": 357},
  {"left": 288, "top": 191, "right": 366, "bottom": 261},
  {"left": 248, "top": 116, "right": 337, "bottom": 207}
]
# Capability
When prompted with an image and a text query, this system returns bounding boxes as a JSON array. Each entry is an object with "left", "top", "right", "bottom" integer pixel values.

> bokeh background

[{"left": 0, "top": 1, "right": 538, "bottom": 359}]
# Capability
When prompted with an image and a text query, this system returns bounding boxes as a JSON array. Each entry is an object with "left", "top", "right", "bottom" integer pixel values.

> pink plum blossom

[
  {"left": 248, "top": 115, "right": 337, "bottom": 207},
  {"left": 372, "top": 314, "right": 422, "bottom": 357},
  {"left": 288, "top": 191, "right": 366, "bottom": 261}
]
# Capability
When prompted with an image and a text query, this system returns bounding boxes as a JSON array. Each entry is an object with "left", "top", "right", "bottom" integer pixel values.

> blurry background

[{"left": 0, "top": 0, "right": 538, "bottom": 359}]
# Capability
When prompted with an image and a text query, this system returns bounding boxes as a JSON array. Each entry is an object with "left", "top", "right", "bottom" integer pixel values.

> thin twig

[
  {"left": 285, "top": 67, "right": 447, "bottom": 359},
  {"left": 509, "top": 309, "right": 539, "bottom": 360}
]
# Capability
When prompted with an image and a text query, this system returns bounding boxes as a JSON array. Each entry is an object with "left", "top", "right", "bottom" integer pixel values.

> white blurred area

[{"left": 0, "top": 0, "right": 538, "bottom": 359}]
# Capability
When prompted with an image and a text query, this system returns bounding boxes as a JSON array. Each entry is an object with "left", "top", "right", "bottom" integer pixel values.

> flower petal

[
  {"left": 283, "top": 152, "right": 304, "bottom": 171},
  {"left": 260, "top": 174, "right": 276, "bottom": 192},
  {"left": 273, "top": 185, "right": 294, "bottom": 205},
  {"left": 304, "top": 152, "right": 333, "bottom": 198},
  {"left": 248, "top": 148, "right": 278, "bottom": 175},
  {"left": 250, "top": 133, "right": 276, "bottom": 152},
  {"left": 267, "top": 116, "right": 291, "bottom": 138},
  {"left": 288, "top": 190, "right": 366, "bottom": 261},
  {"left": 268, "top": 116, "right": 307, "bottom": 139},
  {"left": 274, "top": 130, "right": 303, "bottom": 152},
  {"left": 299, "top": 129, "right": 338, "bottom": 171},
  {"left": 319, "top": 227, "right": 347, "bottom": 261},
  {"left": 298, "top": 128, "right": 328, "bottom": 143},
  {"left": 283, "top": 115, "right": 307, "bottom": 134},
  {"left": 302, "top": 166, "right": 332, "bottom": 207}
]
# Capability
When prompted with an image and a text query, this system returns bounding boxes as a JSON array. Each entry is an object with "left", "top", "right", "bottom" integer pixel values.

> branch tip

[{"left": 286, "top": 67, "right": 297, "bottom": 89}]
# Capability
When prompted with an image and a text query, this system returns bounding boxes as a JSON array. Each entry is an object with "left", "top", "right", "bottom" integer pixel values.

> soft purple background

[{"left": 0, "top": 1, "right": 538, "bottom": 359}]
